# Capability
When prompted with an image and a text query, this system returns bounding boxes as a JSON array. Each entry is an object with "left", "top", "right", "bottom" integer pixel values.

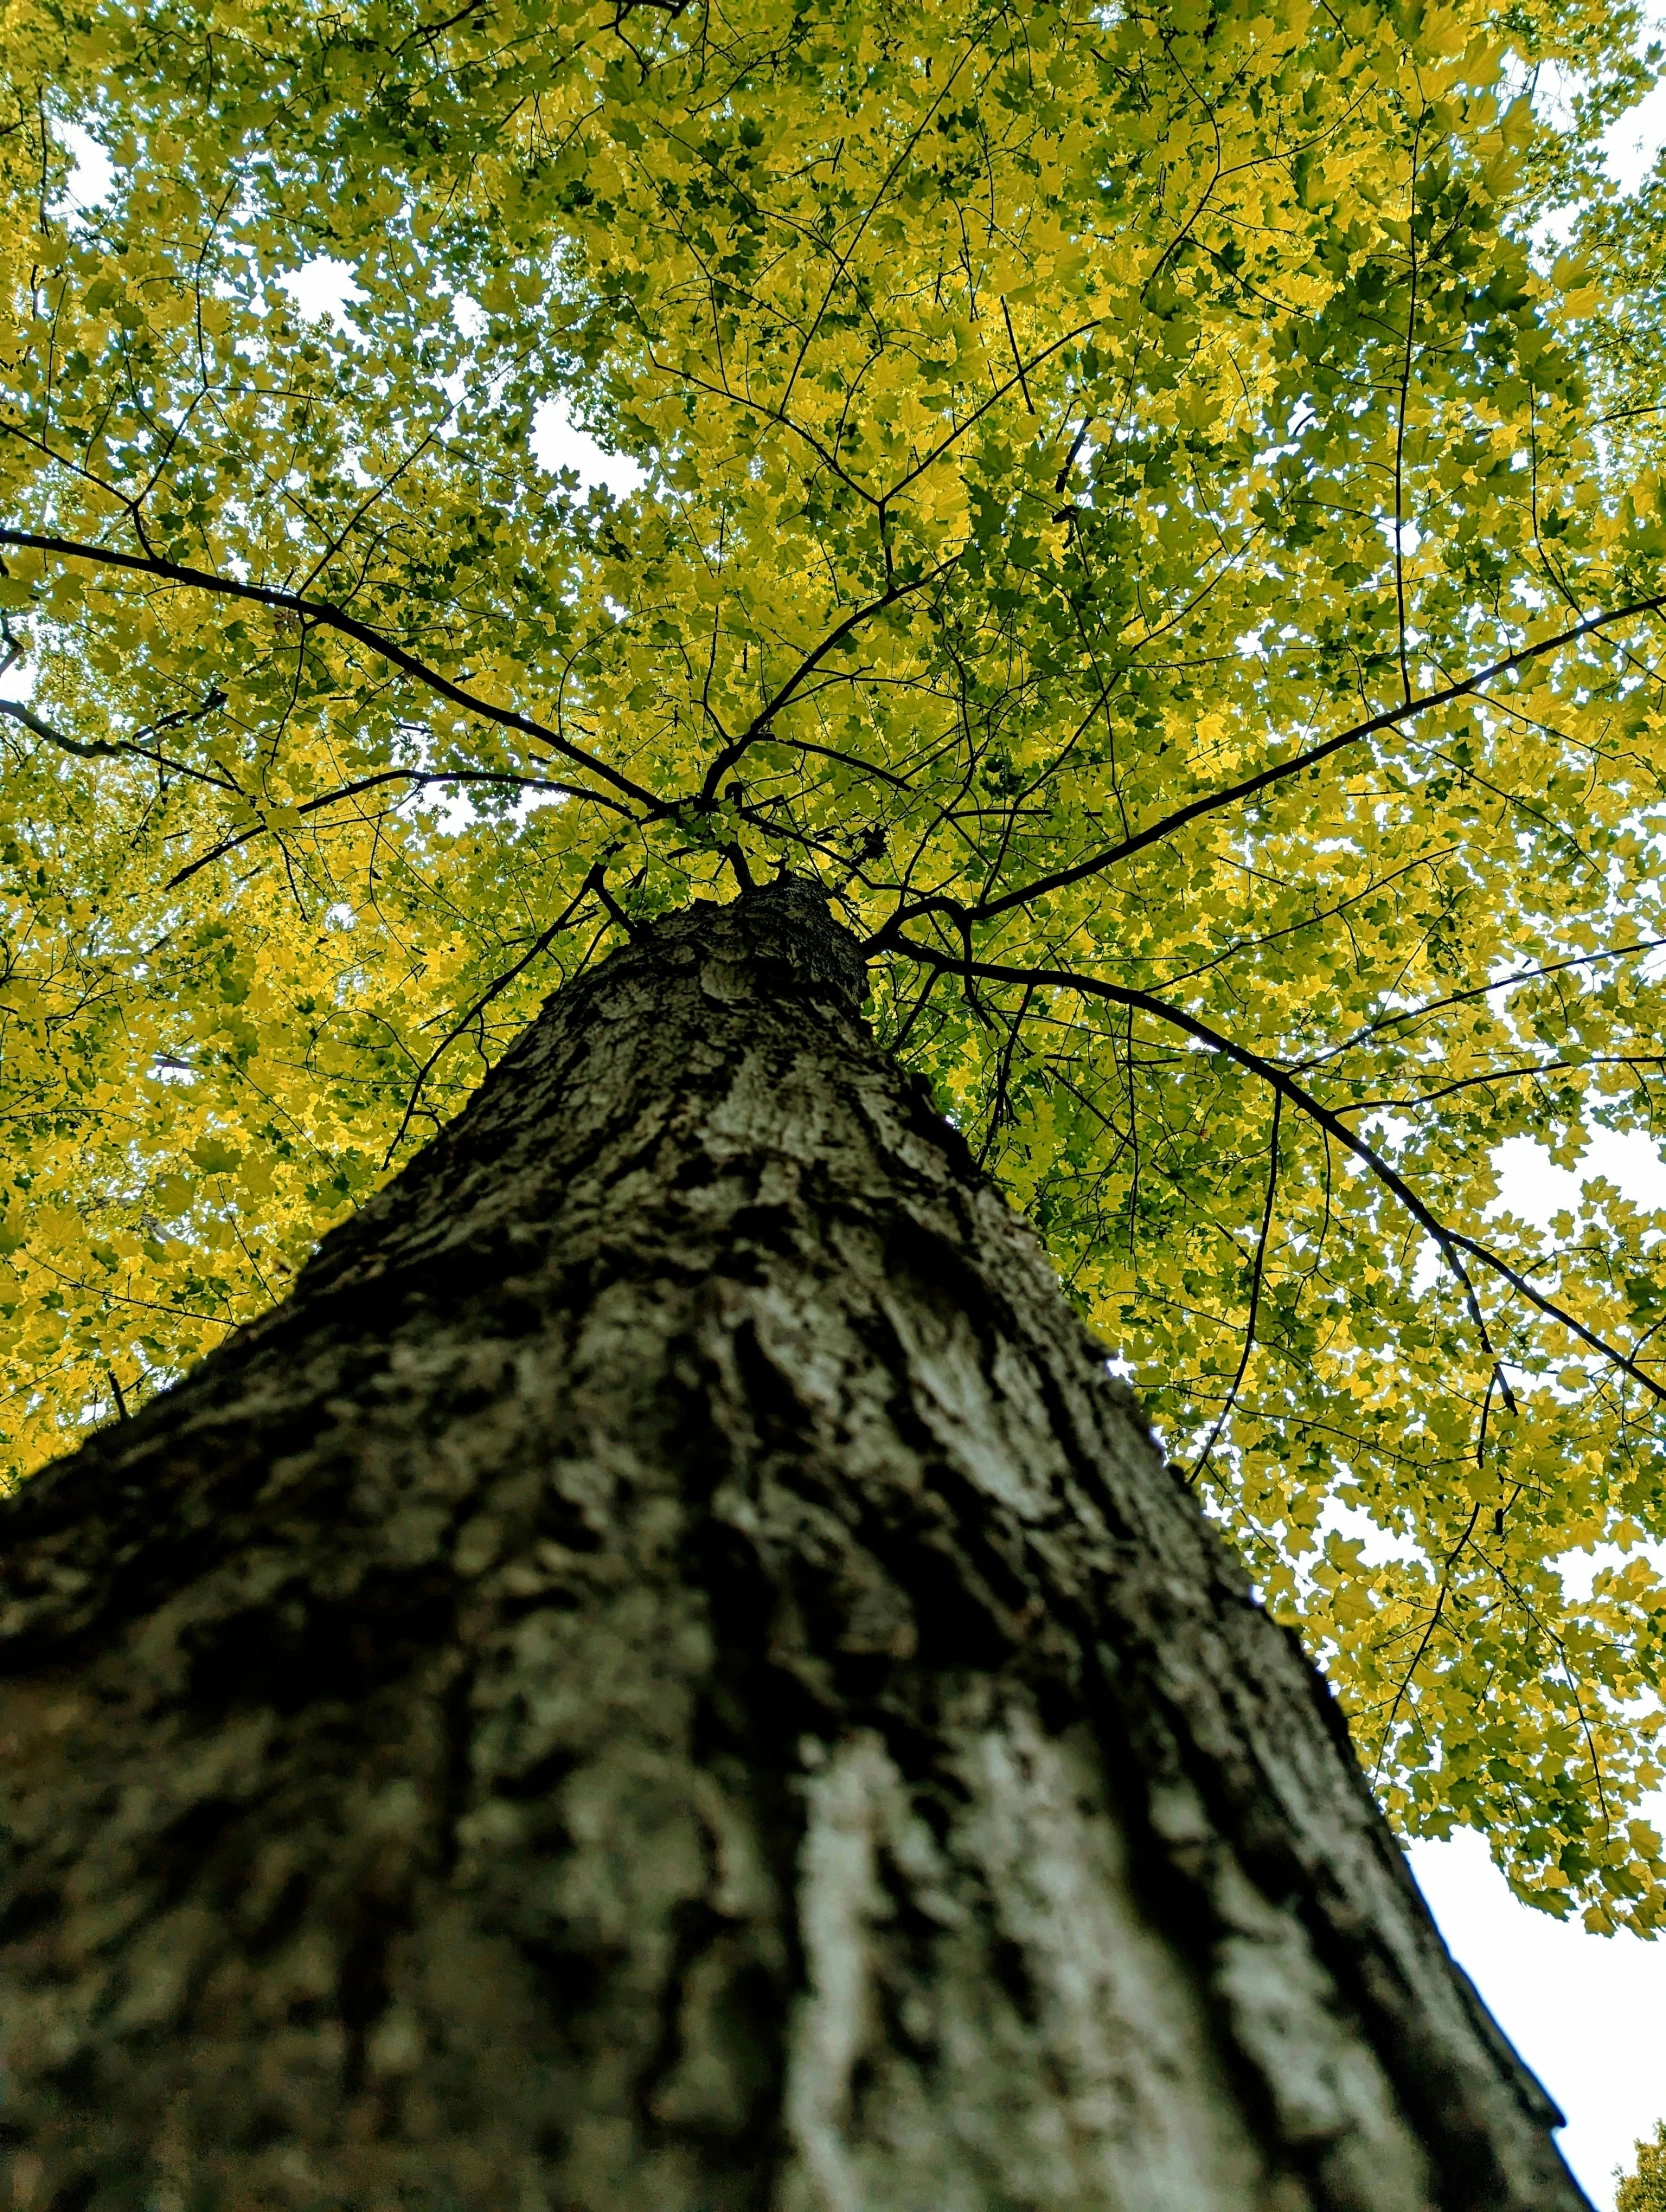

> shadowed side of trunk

[{"left": 0, "top": 879, "right": 1585, "bottom": 2211}]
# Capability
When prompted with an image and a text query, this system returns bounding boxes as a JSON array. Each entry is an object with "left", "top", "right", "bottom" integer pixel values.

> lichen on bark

[{"left": 1, "top": 880, "right": 1588, "bottom": 2209}]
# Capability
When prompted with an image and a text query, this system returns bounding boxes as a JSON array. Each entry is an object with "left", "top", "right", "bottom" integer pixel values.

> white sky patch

[
  {"left": 1527, "top": 9, "right": 1666, "bottom": 259},
  {"left": 1411, "top": 1108, "right": 1666, "bottom": 2203},
  {"left": 56, "top": 121, "right": 114, "bottom": 213},
  {"left": 438, "top": 303, "right": 644, "bottom": 498},
  {"left": 1316, "top": 1496, "right": 1421, "bottom": 1567},
  {"left": 1519, "top": 24, "right": 1666, "bottom": 195},
  {"left": 1409, "top": 1235, "right": 1442, "bottom": 1297},
  {"left": 1601, "top": 13, "right": 1666, "bottom": 193},
  {"left": 1558, "top": 1539, "right": 1666, "bottom": 1601},
  {"left": 1606, "top": 90, "right": 1666, "bottom": 194},
  {"left": 1489, "top": 1127, "right": 1666, "bottom": 1231},
  {"left": 280, "top": 256, "right": 368, "bottom": 334},
  {"left": 1483, "top": 1126, "right": 1666, "bottom": 1571},
  {"left": 532, "top": 397, "right": 645, "bottom": 499},
  {"left": 1364, "top": 1101, "right": 1666, "bottom": 2200},
  {"left": 1379, "top": 515, "right": 1424, "bottom": 556}
]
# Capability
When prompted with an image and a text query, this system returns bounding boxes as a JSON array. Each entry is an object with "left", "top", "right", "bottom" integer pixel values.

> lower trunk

[{"left": 1, "top": 880, "right": 1583, "bottom": 2211}]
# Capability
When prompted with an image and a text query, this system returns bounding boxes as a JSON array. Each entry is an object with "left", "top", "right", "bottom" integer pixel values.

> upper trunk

[{"left": 1, "top": 880, "right": 1584, "bottom": 2212}]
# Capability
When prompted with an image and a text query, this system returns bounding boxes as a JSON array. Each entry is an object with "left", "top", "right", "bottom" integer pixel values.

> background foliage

[{"left": 6, "top": 0, "right": 1666, "bottom": 1930}]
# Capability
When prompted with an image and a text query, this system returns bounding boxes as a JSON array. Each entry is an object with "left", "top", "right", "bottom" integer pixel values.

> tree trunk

[{"left": 0, "top": 879, "right": 1586, "bottom": 2212}]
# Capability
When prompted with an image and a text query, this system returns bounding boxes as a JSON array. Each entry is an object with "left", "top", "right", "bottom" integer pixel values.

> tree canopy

[
  {"left": 5, "top": 0, "right": 1666, "bottom": 1932},
  {"left": 1619, "top": 2121, "right": 1666, "bottom": 2212}
]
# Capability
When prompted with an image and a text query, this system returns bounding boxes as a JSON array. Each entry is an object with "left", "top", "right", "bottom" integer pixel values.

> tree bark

[{"left": 0, "top": 879, "right": 1586, "bottom": 2212}]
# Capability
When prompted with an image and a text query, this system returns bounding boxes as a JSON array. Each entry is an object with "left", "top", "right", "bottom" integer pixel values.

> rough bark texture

[{"left": 0, "top": 879, "right": 1586, "bottom": 2212}]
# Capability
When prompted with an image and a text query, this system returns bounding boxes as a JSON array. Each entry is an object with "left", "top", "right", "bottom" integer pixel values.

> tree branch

[
  {"left": 1189, "top": 1088, "right": 1282, "bottom": 1487},
  {"left": 0, "top": 528, "right": 660, "bottom": 811},
  {"left": 695, "top": 556, "right": 958, "bottom": 804},
  {"left": 873, "top": 591, "right": 1666, "bottom": 941},
  {"left": 383, "top": 869, "right": 604, "bottom": 1161},
  {"left": 891, "top": 936, "right": 1666, "bottom": 1404},
  {"left": 164, "top": 769, "right": 627, "bottom": 893}
]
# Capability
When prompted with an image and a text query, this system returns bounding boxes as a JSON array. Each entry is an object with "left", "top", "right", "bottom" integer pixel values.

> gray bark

[{"left": 0, "top": 879, "right": 1587, "bottom": 2212}]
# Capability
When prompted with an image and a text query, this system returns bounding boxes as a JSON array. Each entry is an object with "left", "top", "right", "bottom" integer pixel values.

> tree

[
  {"left": 0, "top": 877, "right": 1590, "bottom": 2207},
  {"left": 1618, "top": 2121, "right": 1666, "bottom": 2212},
  {"left": 0, "top": 0, "right": 1663, "bottom": 1946}
]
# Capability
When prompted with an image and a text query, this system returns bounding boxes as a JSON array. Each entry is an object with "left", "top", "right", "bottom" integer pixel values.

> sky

[{"left": 39, "top": 44, "right": 1666, "bottom": 2208}]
